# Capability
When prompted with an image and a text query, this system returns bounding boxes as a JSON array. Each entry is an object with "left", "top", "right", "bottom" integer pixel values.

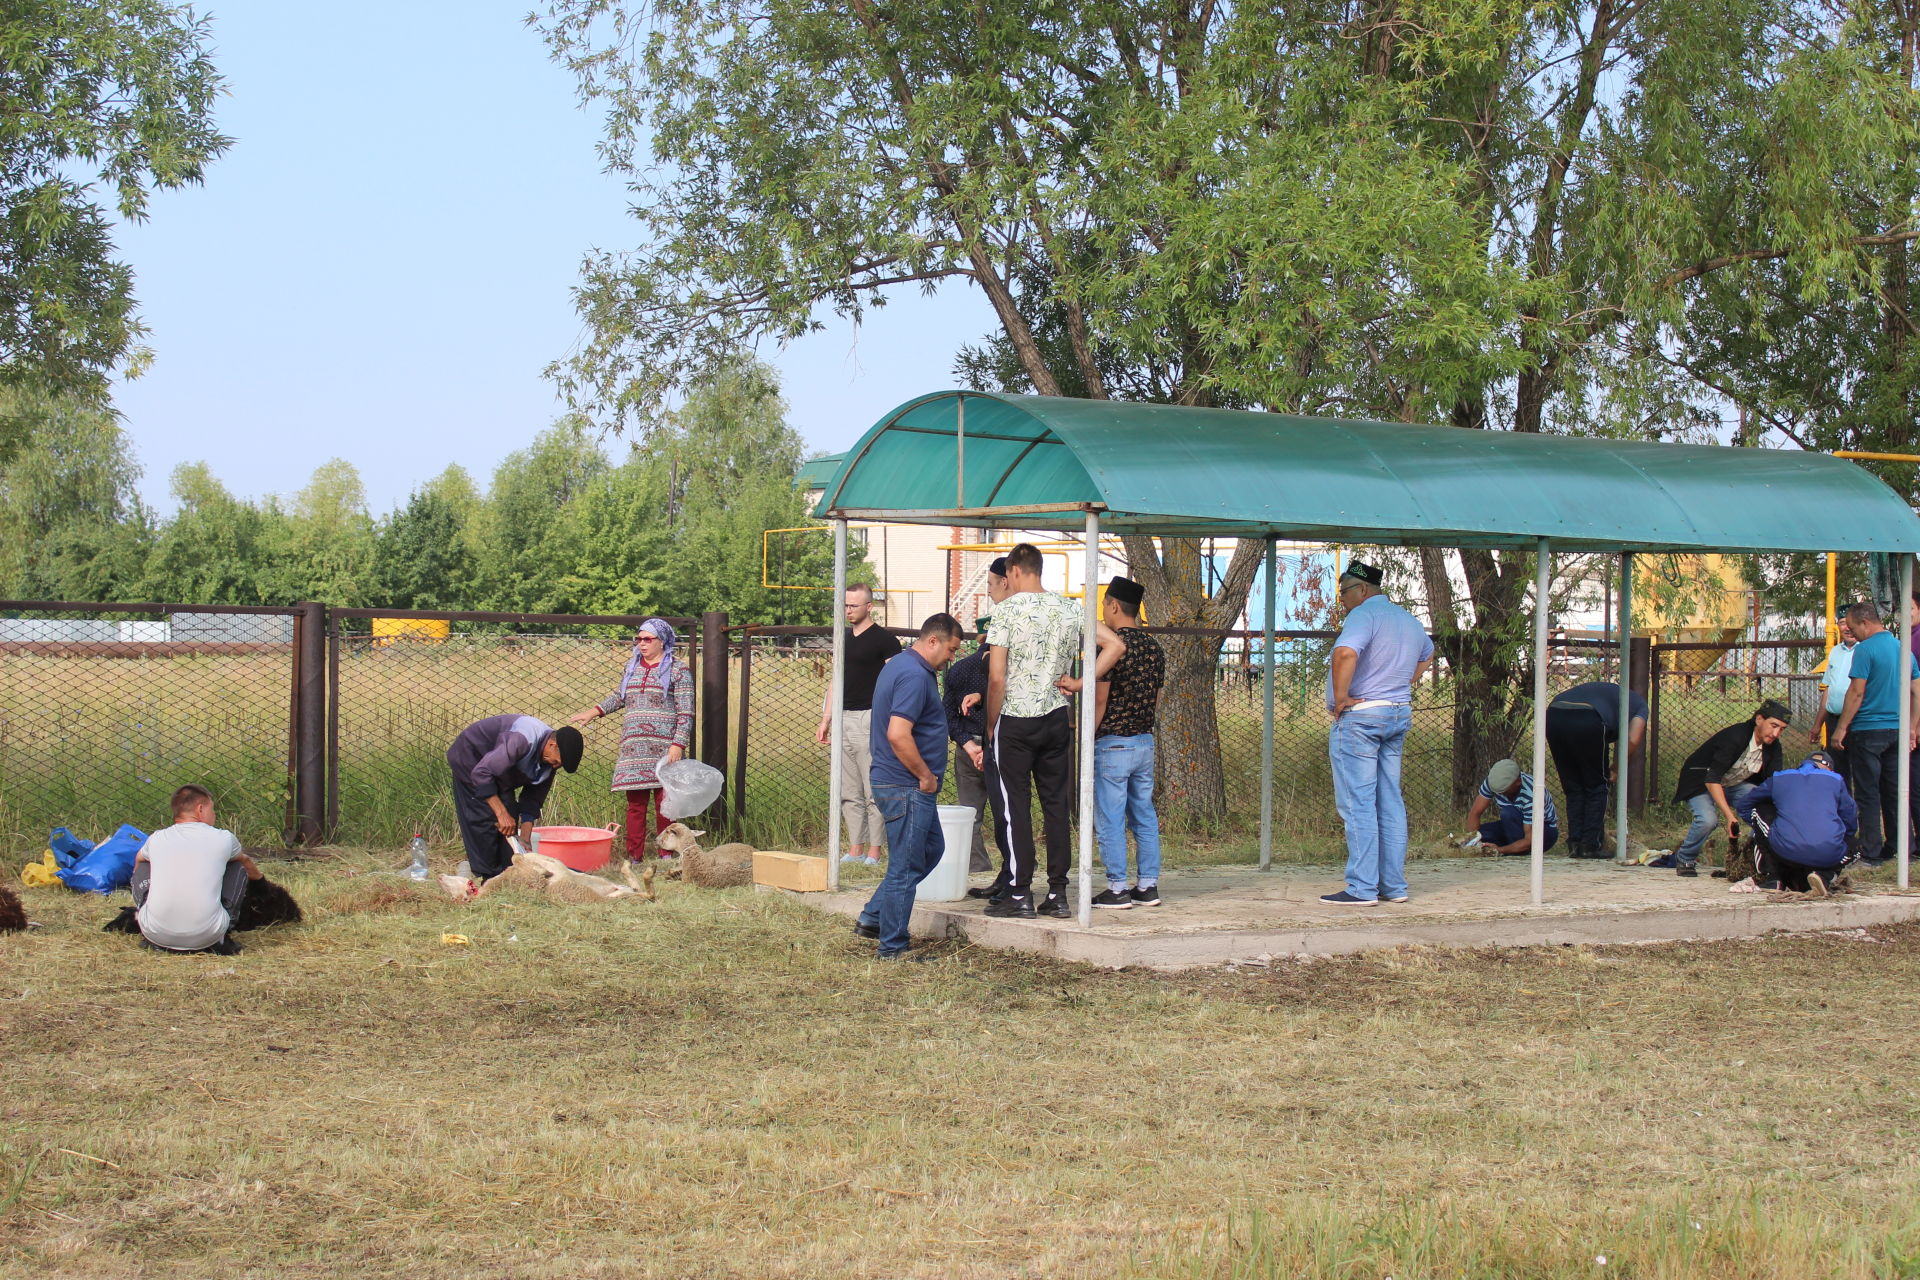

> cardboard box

[{"left": 752, "top": 850, "right": 829, "bottom": 893}]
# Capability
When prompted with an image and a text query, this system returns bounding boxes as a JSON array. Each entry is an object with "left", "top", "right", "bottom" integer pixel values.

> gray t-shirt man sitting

[{"left": 133, "top": 784, "right": 262, "bottom": 953}]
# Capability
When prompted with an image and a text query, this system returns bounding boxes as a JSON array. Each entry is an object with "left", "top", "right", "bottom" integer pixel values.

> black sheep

[{"left": 0, "top": 884, "right": 26, "bottom": 933}]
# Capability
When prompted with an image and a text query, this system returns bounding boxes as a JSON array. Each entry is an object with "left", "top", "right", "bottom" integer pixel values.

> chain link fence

[
  {"left": 327, "top": 611, "right": 701, "bottom": 850},
  {"left": 0, "top": 602, "right": 299, "bottom": 851},
  {"left": 0, "top": 599, "right": 1838, "bottom": 861}
]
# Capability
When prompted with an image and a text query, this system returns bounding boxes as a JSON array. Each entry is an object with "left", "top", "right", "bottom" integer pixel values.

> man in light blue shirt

[
  {"left": 1810, "top": 612, "right": 1857, "bottom": 784},
  {"left": 1320, "top": 562, "right": 1434, "bottom": 906}
]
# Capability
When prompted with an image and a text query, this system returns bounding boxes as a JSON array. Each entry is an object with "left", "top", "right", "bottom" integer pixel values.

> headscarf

[{"left": 619, "top": 617, "right": 680, "bottom": 701}]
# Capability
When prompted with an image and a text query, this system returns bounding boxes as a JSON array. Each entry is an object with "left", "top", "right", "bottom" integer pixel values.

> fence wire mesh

[
  {"left": 0, "top": 601, "right": 1839, "bottom": 862},
  {"left": 0, "top": 604, "right": 297, "bottom": 850},
  {"left": 327, "top": 613, "right": 701, "bottom": 851}
]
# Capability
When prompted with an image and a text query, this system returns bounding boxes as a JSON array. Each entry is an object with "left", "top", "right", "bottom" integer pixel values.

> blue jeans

[
  {"left": 856, "top": 784, "right": 945, "bottom": 957},
  {"left": 1478, "top": 811, "right": 1559, "bottom": 854},
  {"left": 1330, "top": 704, "right": 1413, "bottom": 901},
  {"left": 1094, "top": 733, "right": 1161, "bottom": 888},
  {"left": 1675, "top": 783, "right": 1755, "bottom": 867}
]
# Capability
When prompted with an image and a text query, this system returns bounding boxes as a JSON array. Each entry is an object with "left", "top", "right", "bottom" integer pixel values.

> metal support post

[
  {"left": 1077, "top": 510, "right": 1101, "bottom": 928},
  {"left": 701, "top": 611, "right": 730, "bottom": 825},
  {"left": 1530, "top": 540, "right": 1551, "bottom": 906},
  {"left": 1260, "top": 536, "right": 1277, "bottom": 871},
  {"left": 828, "top": 520, "right": 847, "bottom": 891},
  {"left": 1616, "top": 553, "right": 1633, "bottom": 863},
  {"left": 1900, "top": 556, "right": 1913, "bottom": 890},
  {"left": 293, "top": 601, "right": 326, "bottom": 847}
]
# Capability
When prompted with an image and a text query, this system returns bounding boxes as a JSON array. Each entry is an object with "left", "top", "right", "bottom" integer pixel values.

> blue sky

[{"left": 109, "top": 1, "right": 996, "bottom": 515}]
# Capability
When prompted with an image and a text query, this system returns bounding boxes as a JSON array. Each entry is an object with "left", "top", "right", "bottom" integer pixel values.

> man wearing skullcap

[
  {"left": 1735, "top": 749, "right": 1857, "bottom": 894},
  {"left": 1670, "top": 699, "right": 1793, "bottom": 876},
  {"left": 1466, "top": 759, "right": 1559, "bottom": 856},
  {"left": 1319, "top": 561, "right": 1433, "bottom": 905}
]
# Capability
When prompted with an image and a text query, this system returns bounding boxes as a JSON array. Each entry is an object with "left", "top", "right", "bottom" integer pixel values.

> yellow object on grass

[
  {"left": 20, "top": 851, "right": 59, "bottom": 887},
  {"left": 439, "top": 933, "right": 472, "bottom": 947}
]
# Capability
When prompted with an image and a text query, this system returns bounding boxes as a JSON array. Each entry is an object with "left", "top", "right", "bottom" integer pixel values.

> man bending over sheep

[
  {"left": 132, "top": 785, "right": 262, "bottom": 954},
  {"left": 447, "top": 715, "right": 584, "bottom": 882}
]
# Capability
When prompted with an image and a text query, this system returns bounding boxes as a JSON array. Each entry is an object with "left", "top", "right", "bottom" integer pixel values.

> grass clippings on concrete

[{"left": 4, "top": 848, "right": 1919, "bottom": 1279}]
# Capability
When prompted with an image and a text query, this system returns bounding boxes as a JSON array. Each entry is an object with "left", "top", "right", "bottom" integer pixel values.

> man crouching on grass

[
  {"left": 132, "top": 785, "right": 262, "bottom": 955},
  {"left": 854, "top": 614, "right": 966, "bottom": 959}
]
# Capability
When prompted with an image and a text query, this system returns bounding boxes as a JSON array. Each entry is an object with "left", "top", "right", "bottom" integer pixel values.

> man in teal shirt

[{"left": 1832, "top": 602, "right": 1920, "bottom": 866}]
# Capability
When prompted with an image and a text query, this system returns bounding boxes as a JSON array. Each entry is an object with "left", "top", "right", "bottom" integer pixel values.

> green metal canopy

[{"left": 813, "top": 392, "right": 1920, "bottom": 553}]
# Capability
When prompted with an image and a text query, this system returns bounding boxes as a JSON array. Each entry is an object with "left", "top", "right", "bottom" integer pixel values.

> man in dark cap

[
  {"left": 1735, "top": 748, "right": 1858, "bottom": 894},
  {"left": 446, "top": 715, "right": 583, "bottom": 882},
  {"left": 1058, "top": 575, "right": 1165, "bottom": 907},
  {"left": 1319, "top": 560, "right": 1433, "bottom": 905},
  {"left": 1831, "top": 601, "right": 1920, "bottom": 866},
  {"left": 1669, "top": 699, "right": 1791, "bottom": 877}
]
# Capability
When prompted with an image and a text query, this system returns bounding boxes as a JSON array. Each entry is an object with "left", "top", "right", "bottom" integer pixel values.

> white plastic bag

[{"left": 657, "top": 758, "right": 724, "bottom": 819}]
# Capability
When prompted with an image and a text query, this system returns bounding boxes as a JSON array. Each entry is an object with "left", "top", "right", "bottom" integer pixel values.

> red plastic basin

[{"left": 531, "top": 825, "right": 615, "bottom": 872}]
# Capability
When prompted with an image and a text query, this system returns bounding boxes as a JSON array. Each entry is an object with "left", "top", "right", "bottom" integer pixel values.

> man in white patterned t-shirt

[
  {"left": 133, "top": 784, "right": 263, "bottom": 953},
  {"left": 982, "top": 542, "right": 1124, "bottom": 918}
]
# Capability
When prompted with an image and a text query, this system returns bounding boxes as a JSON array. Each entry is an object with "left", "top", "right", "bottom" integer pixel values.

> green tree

[
  {"left": 468, "top": 417, "right": 610, "bottom": 612},
  {"left": 370, "top": 466, "right": 480, "bottom": 610},
  {"left": 265, "top": 458, "right": 375, "bottom": 603},
  {"left": 0, "top": 386, "right": 148, "bottom": 597},
  {"left": 537, "top": 0, "right": 1920, "bottom": 814},
  {"left": 0, "top": 1, "right": 230, "bottom": 398},
  {"left": 138, "top": 461, "right": 277, "bottom": 604}
]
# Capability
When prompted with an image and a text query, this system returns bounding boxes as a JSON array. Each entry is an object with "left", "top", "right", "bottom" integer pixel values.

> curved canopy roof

[{"left": 812, "top": 392, "right": 1920, "bottom": 553}]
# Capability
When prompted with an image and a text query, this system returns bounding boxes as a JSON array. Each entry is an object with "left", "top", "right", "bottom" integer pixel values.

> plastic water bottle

[{"left": 408, "top": 833, "right": 430, "bottom": 881}]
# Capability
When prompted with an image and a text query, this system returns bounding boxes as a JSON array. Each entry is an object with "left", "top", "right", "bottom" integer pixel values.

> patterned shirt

[
  {"left": 1098, "top": 627, "right": 1163, "bottom": 738},
  {"left": 1477, "top": 773, "right": 1559, "bottom": 830},
  {"left": 987, "top": 590, "right": 1083, "bottom": 719}
]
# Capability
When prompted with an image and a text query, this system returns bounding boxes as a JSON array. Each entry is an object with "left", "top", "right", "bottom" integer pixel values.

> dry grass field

[{"left": 5, "top": 850, "right": 1920, "bottom": 1279}]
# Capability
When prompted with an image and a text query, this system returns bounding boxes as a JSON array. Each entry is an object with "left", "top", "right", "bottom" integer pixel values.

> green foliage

[
  {"left": 0, "top": 1, "right": 230, "bottom": 400},
  {"left": 0, "top": 385, "right": 148, "bottom": 598}
]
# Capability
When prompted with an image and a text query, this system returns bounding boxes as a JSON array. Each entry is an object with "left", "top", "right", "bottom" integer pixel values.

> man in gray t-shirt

[{"left": 134, "top": 784, "right": 261, "bottom": 952}]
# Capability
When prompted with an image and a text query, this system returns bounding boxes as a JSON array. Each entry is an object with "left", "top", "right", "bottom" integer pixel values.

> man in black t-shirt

[
  {"left": 815, "top": 583, "right": 904, "bottom": 865},
  {"left": 1059, "top": 576, "right": 1166, "bottom": 908}
]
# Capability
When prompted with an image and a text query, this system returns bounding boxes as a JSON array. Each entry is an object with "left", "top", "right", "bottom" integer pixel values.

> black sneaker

[
  {"left": 985, "top": 895, "right": 1036, "bottom": 919},
  {"left": 1091, "top": 889, "right": 1134, "bottom": 909},
  {"left": 853, "top": 921, "right": 880, "bottom": 940},
  {"left": 1131, "top": 884, "right": 1161, "bottom": 906},
  {"left": 1038, "top": 893, "right": 1071, "bottom": 918},
  {"left": 1676, "top": 864, "right": 1698, "bottom": 878}
]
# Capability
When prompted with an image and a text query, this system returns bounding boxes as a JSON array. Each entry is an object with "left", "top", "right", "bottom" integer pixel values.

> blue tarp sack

[
  {"left": 48, "top": 827, "right": 96, "bottom": 869},
  {"left": 56, "top": 824, "right": 148, "bottom": 894}
]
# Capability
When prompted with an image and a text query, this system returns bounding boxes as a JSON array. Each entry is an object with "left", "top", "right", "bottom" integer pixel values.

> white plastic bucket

[{"left": 916, "top": 804, "right": 977, "bottom": 902}]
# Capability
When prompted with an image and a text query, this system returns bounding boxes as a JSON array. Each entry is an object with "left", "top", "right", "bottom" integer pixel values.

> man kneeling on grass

[
  {"left": 1735, "top": 749, "right": 1859, "bottom": 896},
  {"left": 132, "top": 785, "right": 262, "bottom": 955},
  {"left": 854, "top": 614, "right": 966, "bottom": 959}
]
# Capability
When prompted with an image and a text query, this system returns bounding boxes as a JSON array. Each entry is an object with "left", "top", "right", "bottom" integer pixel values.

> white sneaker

[
  {"left": 839, "top": 853, "right": 860, "bottom": 864},
  {"left": 861, "top": 855, "right": 881, "bottom": 867}
]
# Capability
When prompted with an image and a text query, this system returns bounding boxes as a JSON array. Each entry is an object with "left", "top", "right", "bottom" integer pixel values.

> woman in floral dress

[{"left": 571, "top": 617, "right": 694, "bottom": 862}]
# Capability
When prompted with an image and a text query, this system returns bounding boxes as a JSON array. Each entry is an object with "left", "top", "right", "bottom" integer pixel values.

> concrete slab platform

[{"left": 798, "top": 859, "right": 1920, "bottom": 969}]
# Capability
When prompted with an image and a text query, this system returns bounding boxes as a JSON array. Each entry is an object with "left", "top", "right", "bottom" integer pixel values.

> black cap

[
  {"left": 1806, "top": 749, "right": 1836, "bottom": 770},
  {"left": 988, "top": 556, "right": 1009, "bottom": 578},
  {"left": 1105, "top": 576, "right": 1145, "bottom": 607},
  {"left": 553, "top": 725, "right": 584, "bottom": 773},
  {"left": 1340, "top": 560, "right": 1384, "bottom": 587},
  {"left": 1757, "top": 699, "right": 1792, "bottom": 726}
]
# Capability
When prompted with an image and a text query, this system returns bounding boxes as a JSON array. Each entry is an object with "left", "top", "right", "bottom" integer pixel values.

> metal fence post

[
  {"left": 1627, "top": 635, "right": 1651, "bottom": 813},
  {"left": 701, "top": 611, "right": 730, "bottom": 820},
  {"left": 292, "top": 601, "right": 326, "bottom": 847},
  {"left": 733, "top": 628, "right": 751, "bottom": 825},
  {"left": 1647, "top": 645, "right": 1665, "bottom": 804}
]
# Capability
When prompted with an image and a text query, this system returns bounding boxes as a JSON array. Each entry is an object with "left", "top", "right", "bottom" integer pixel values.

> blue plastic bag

[
  {"left": 56, "top": 824, "right": 148, "bottom": 894},
  {"left": 48, "top": 827, "right": 95, "bottom": 869}
]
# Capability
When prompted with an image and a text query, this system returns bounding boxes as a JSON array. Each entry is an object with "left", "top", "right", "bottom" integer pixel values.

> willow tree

[{"left": 536, "top": 0, "right": 1918, "bottom": 817}]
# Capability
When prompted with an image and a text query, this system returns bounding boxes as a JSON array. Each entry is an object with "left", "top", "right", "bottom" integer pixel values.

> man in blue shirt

[
  {"left": 1736, "top": 750, "right": 1857, "bottom": 894},
  {"left": 1546, "top": 681, "right": 1647, "bottom": 858},
  {"left": 853, "top": 614, "right": 966, "bottom": 958},
  {"left": 1832, "top": 602, "right": 1920, "bottom": 867},
  {"left": 1810, "top": 612, "right": 1859, "bottom": 784},
  {"left": 1320, "top": 562, "right": 1434, "bottom": 906}
]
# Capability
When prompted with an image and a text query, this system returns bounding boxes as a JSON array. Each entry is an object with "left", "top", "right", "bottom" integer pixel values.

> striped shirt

[{"left": 1477, "top": 773, "right": 1559, "bottom": 830}]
